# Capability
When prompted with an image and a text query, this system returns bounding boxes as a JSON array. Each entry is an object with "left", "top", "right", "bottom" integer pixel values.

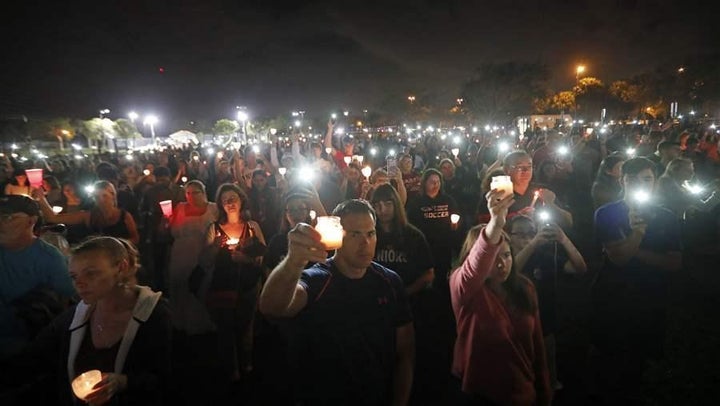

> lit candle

[
  {"left": 530, "top": 190, "right": 540, "bottom": 208},
  {"left": 143, "top": 169, "right": 151, "bottom": 176},
  {"left": 52, "top": 206, "right": 63, "bottom": 214},
  {"left": 451, "top": 148, "right": 460, "bottom": 157},
  {"left": 325, "top": 147, "right": 332, "bottom": 155},
  {"left": 343, "top": 156, "right": 352, "bottom": 165},
  {"left": 278, "top": 167, "right": 287, "bottom": 176},
  {"left": 181, "top": 176, "right": 188, "bottom": 183},
  {"left": 71, "top": 370, "right": 102, "bottom": 401},
  {"left": 450, "top": 214, "right": 460, "bottom": 224},
  {"left": 159, "top": 200, "right": 173, "bottom": 218},
  {"left": 309, "top": 210, "right": 317, "bottom": 221},
  {"left": 315, "top": 216, "right": 344, "bottom": 250},
  {"left": 356, "top": 155, "right": 364, "bottom": 163},
  {"left": 226, "top": 237, "right": 240, "bottom": 250},
  {"left": 361, "top": 166, "right": 372, "bottom": 178},
  {"left": 490, "top": 175, "right": 514, "bottom": 200}
]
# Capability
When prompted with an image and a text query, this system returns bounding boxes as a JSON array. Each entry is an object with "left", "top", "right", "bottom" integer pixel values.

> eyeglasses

[{"left": 510, "top": 165, "right": 532, "bottom": 173}]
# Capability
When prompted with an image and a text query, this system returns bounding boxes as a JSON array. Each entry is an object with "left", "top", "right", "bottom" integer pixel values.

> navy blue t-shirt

[
  {"left": 592, "top": 199, "right": 681, "bottom": 352},
  {"left": 290, "top": 260, "right": 413, "bottom": 405}
]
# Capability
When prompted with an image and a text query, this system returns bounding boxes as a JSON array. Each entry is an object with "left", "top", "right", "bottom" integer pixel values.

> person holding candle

[
  {"left": 167, "top": 180, "right": 218, "bottom": 334},
  {"left": 1, "top": 236, "right": 172, "bottom": 405},
  {"left": 475, "top": 150, "right": 573, "bottom": 228},
  {"left": 449, "top": 189, "right": 552, "bottom": 406},
  {"left": 259, "top": 199, "right": 414, "bottom": 406},
  {"left": 198, "top": 183, "right": 266, "bottom": 389},
  {"left": 507, "top": 214, "right": 588, "bottom": 392},
  {"left": 33, "top": 180, "right": 140, "bottom": 245}
]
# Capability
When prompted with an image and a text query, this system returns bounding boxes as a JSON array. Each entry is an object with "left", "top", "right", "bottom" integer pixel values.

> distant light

[
  {"left": 125, "top": 154, "right": 133, "bottom": 160},
  {"left": 294, "top": 120, "right": 301, "bottom": 128},
  {"left": 626, "top": 148, "right": 636, "bottom": 156},
  {"left": 484, "top": 125, "right": 491, "bottom": 131},
  {"left": 144, "top": 115, "right": 158, "bottom": 126},
  {"left": 370, "top": 148, "right": 377, "bottom": 156},
  {"left": 237, "top": 111, "right": 249, "bottom": 122},
  {"left": 453, "top": 136, "right": 461, "bottom": 145},
  {"left": 335, "top": 127, "right": 345, "bottom": 135},
  {"left": 388, "top": 149, "right": 396, "bottom": 156},
  {"left": 84, "top": 185, "right": 95, "bottom": 194},
  {"left": 472, "top": 127, "right": 478, "bottom": 133},
  {"left": 11, "top": 144, "right": 18, "bottom": 150},
  {"left": 207, "top": 148, "right": 214, "bottom": 155},
  {"left": 252, "top": 145, "right": 260, "bottom": 153},
  {"left": 557, "top": 146, "right": 569, "bottom": 155},
  {"left": 270, "top": 128, "right": 277, "bottom": 135},
  {"left": 343, "top": 111, "right": 349, "bottom": 116}
]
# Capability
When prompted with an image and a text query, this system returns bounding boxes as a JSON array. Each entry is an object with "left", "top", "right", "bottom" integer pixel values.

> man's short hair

[
  {"left": 332, "top": 199, "right": 376, "bottom": 224},
  {"left": 0, "top": 195, "right": 41, "bottom": 217},
  {"left": 341, "top": 135, "right": 355, "bottom": 146},
  {"left": 502, "top": 150, "right": 531, "bottom": 169},
  {"left": 621, "top": 157, "right": 657, "bottom": 177}
]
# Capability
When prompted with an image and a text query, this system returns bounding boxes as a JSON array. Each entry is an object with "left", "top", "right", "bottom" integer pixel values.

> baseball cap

[{"left": 0, "top": 195, "right": 41, "bottom": 216}]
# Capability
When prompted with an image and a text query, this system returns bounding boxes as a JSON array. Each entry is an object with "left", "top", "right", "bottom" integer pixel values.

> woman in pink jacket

[{"left": 449, "top": 188, "right": 551, "bottom": 406}]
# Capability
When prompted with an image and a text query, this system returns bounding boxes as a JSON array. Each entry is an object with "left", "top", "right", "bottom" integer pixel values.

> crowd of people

[{"left": 1, "top": 117, "right": 720, "bottom": 405}]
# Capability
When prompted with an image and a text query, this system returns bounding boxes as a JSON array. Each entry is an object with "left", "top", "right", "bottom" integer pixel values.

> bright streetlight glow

[
  {"left": 128, "top": 111, "right": 138, "bottom": 122},
  {"left": 144, "top": 115, "right": 159, "bottom": 145},
  {"left": 237, "top": 111, "right": 248, "bottom": 122}
]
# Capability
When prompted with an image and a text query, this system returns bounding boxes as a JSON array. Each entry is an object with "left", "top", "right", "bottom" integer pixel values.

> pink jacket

[{"left": 449, "top": 228, "right": 551, "bottom": 406}]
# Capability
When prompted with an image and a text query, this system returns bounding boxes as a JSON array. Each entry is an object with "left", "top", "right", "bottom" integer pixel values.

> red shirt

[
  {"left": 449, "top": 229, "right": 551, "bottom": 406},
  {"left": 333, "top": 150, "right": 350, "bottom": 170}
]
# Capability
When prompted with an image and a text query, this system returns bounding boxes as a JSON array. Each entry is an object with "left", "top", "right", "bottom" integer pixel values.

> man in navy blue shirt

[
  {"left": 260, "top": 199, "right": 414, "bottom": 406},
  {"left": 590, "top": 157, "right": 681, "bottom": 403}
]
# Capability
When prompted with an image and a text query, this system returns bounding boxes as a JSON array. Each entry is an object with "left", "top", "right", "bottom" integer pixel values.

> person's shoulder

[
  {"left": 596, "top": 199, "right": 624, "bottom": 214},
  {"left": 403, "top": 223, "right": 427, "bottom": 239},
  {"left": 32, "top": 239, "right": 67, "bottom": 261},
  {"left": 369, "top": 262, "right": 404, "bottom": 285},
  {"left": 302, "top": 261, "right": 332, "bottom": 279}
]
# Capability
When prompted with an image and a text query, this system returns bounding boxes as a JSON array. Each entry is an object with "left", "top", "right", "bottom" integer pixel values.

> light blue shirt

[{"left": 0, "top": 238, "right": 75, "bottom": 358}]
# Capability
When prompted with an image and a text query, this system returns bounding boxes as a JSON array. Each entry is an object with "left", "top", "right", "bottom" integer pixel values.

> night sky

[{"left": 1, "top": 0, "right": 715, "bottom": 128}]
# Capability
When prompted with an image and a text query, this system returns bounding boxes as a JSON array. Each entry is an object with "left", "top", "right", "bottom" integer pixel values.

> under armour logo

[{"left": 377, "top": 297, "right": 388, "bottom": 305}]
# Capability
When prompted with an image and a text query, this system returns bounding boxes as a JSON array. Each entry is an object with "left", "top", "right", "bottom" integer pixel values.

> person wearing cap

[
  {"left": 323, "top": 119, "right": 355, "bottom": 170},
  {"left": 0, "top": 195, "right": 75, "bottom": 360}
]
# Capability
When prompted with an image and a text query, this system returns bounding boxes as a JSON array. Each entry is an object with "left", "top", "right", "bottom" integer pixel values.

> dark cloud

[{"left": 0, "top": 0, "right": 716, "bottom": 125}]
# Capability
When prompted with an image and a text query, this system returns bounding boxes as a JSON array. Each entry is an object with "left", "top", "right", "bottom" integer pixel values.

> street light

[
  {"left": 237, "top": 110, "right": 249, "bottom": 143},
  {"left": 144, "top": 115, "right": 158, "bottom": 146},
  {"left": 407, "top": 95, "right": 416, "bottom": 104},
  {"left": 99, "top": 109, "right": 110, "bottom": 119},
  {"left": 128, "top": 111, "right": 138, "bottom": 123},
  {"left": 575, "top": 65, "right": 586, "bottom": 84}
]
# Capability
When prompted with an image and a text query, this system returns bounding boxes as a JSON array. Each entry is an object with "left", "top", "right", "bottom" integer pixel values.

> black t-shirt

[
  {"left": 374, "top": 224, "right": 435, "bottom": 287},
  {"left": 290, "top": 260, "right": 413, "bottom": 405},
  {"left": 406, "top": 193, "right": 460, "bottom": 273},
  {"left": 520, "top": 247, "right": 568, "bottom": 336},
  {"left": 264, "top": 232, "right": 289, "bottom": 271}
]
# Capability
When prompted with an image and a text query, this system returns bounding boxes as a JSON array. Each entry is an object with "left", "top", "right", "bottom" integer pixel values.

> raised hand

[{"left": 286, "top": 223, "right": 328, "bottom": 268}]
